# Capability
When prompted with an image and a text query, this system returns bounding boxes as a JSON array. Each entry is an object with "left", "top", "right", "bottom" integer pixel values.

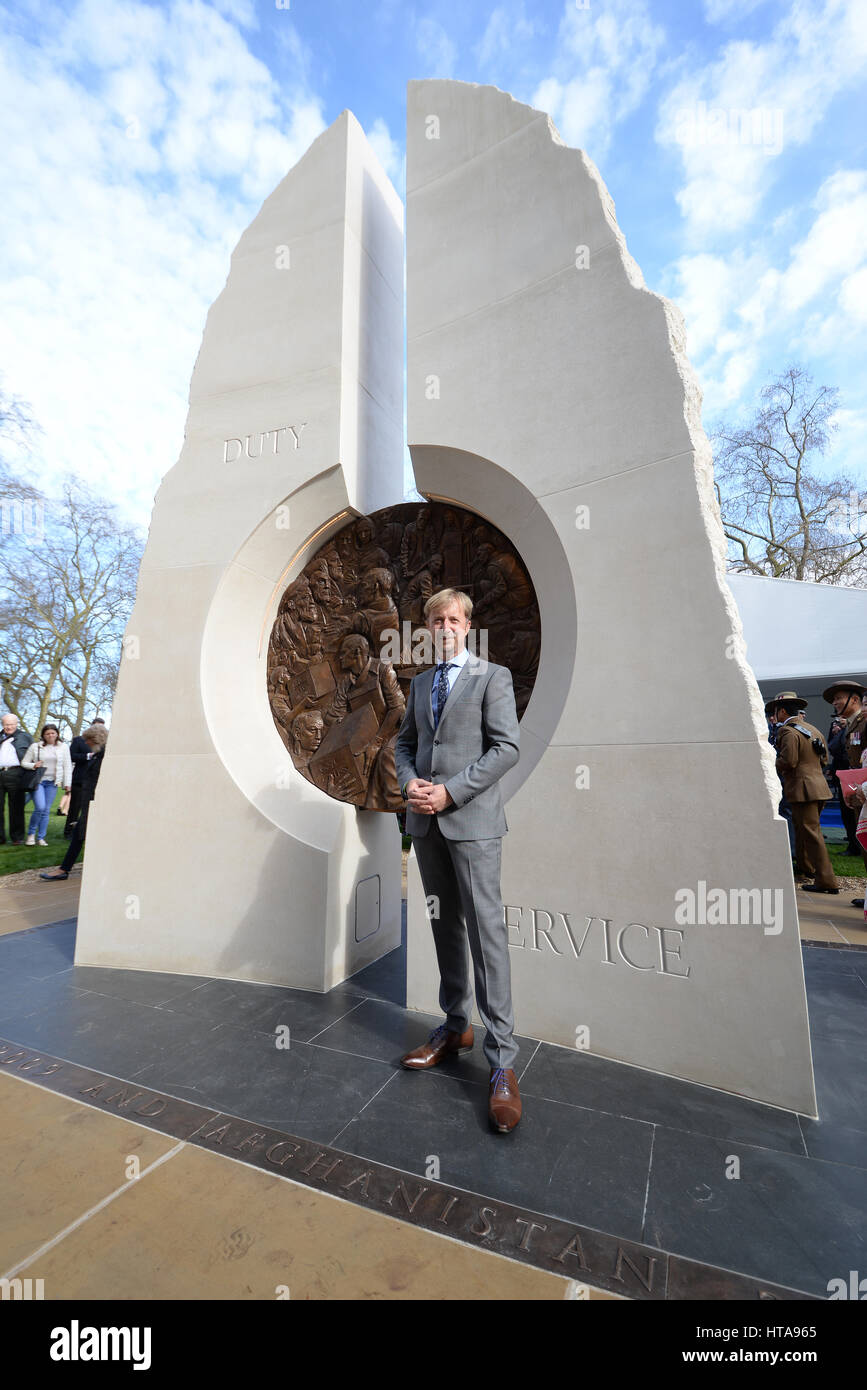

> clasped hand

[{"left": 407, "top": 778, "right": 453, "bottom": 815}]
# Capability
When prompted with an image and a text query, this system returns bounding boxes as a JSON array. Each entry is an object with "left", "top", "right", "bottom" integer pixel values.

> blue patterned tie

[{"left": 434, "top": 663, "right": 454, "bottom": 729}]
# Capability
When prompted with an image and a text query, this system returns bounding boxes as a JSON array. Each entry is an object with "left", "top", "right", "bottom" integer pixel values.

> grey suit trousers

[{"left": 412, "top": 815, "right": 517, "bottom": 1070}]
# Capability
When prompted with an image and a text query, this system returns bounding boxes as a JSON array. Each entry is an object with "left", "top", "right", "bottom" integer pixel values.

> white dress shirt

[{"left": 0, "top": 736, "right": 21, "bottom": 768}]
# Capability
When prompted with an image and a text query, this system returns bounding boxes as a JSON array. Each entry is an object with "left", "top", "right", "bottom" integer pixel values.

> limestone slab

[
  {"left": 0, "top": 1070, "right": 177, "bottom": 1275},
  {"left": 405, "top": 80, "right": 815, "bottom": 1113},
  {"left": 13, "top": 1138, "right": 571, "bottom": 1300},
  {"left": 76, "top": 112, "right": 404, "bottom": 993}
]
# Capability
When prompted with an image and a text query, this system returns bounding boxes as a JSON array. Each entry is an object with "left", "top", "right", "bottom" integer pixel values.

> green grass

[
  {"left": 827, "top": 841, "right": 867, "bottom": 879},
  {"left": 1, "top": 812, "right": 860, "bottom": 882},
  {"left": 0, "top": 796, "right": 78, "bottom": 877}
]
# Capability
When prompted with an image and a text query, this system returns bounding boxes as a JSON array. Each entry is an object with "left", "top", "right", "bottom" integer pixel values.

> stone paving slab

[
  {"left": 0, "top": 914, "right": 863, "bottom": 1300},
  {"left": 0, "top": 1070, "right": 585, "bottom": 1301}
]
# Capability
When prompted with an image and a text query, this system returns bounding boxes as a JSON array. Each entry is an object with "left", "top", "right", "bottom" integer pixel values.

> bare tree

[
  {"left": 0, "top": 373, "right": 40, "bottom": 463},
  {"left": 712, "top": 365, "right": 867, "bottom": 585},
  {"left": 0, "top": 477, "right": 142, "bottom": 736},
  {"left": 0, "top": 378, "right": 43, "bottom": 543},
  {"left": 1, "top": 377, "right": 143, "bottom": 732}
]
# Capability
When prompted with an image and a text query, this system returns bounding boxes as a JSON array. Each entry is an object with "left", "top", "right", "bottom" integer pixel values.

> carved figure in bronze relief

[
  {"left": 290, "top": 709, "right": 325, "bottom": 771},
  {"left": 354, "top": 516, "right": 392, "bottom": 577},
  {"left": 267, "top": 502, "right": 540, "bottom": 807},
  {"left": 307, "top": 634, "right": 406, "bottom": 809},
  {"left": 400, "top": 504, "right": 434, "bottom": 580},
  {"left": 399, "top": 553, "right": 443, "bottom": 627}
]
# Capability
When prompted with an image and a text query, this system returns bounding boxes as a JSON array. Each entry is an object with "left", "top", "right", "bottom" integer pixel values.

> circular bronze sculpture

[{"left": 267, "top": 502, "right": 540, "bottom": 809}]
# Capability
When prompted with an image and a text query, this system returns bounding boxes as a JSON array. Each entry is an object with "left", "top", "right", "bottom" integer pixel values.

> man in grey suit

[{"left": 394, "top": 588, "right": 523, "bottom": 1131}]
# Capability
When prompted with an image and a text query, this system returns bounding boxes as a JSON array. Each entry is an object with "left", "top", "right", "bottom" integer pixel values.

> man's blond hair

[{"left": 424, "top": 588, "right": 472, "bottom": 622}]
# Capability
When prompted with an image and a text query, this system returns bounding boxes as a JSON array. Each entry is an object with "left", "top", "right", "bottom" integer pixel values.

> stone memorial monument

[
  {"left": 75, "top": 81, "right": 816, "bottom": 1115},
  {"left": 401, "top": 81, "right": 814, "bottom": 1114},
  {"left": 74, "top": 112, "right": 406, "bottom": 991}
]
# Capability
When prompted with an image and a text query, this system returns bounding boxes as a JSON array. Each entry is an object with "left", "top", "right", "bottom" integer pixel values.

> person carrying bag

[{"left": 22, "top": 726, "right": 73, "bottom": 846}]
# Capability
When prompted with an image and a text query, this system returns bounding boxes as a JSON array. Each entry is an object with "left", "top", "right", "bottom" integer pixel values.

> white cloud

[
  {"left": 416, "top": 16, "right": 457, "bottom": 79},
  {"left": 829, "top": 406, "right": 867, "bottom": 477},
  {"left": 210, "top": 0, "right": 259, "bottom": 24},
  {"left": 839, "top": 267, "right": 867, "bottom": 326},
  {"left": 0, "top": 0, "right": 326, "bottom": 524},
  {"left": 703, "top": 0, "right": 772, "bottom": 22},
  {"left": 531, "top": 0, "right": 664, "bottom": 158},
  {"left": 535, "top": 70, "right": 612, "bottom": 150},
  {"left": 782, "top": 171, "right": 867, "bottom": 314},
  {"left": 367, "top": 116, "right": 404, "bottom": 188},
  {"left": 739, "top": 171, "right": 867, "bottom": 333},
  {"left": 657, "top": 0, "right": 867, "bottom": 242},
  {"left": 669, "top": 252, "right": 745, "bottom": 359},
  {"left": 666, "top": 248, "right": 765, "bottom": 407},
  {"left": 477, "top": 5, "right": 536, "bottom": 67},
  {"left": 668, "top": 168, "right": 867, "bottom": 416}
]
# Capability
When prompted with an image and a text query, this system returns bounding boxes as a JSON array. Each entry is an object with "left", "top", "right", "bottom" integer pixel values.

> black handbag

[{"left": 19, "top": 764, "right": 44, "bottom": 792}]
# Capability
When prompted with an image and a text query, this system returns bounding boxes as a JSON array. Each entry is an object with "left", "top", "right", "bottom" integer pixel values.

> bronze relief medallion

[{"left": 267, "top": 503, "right": 540, "bottom": 809}]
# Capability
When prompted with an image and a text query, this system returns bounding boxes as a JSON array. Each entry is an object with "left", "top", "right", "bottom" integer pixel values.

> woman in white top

[{"left": 21, "top": 725, "right": 73, "bottom": 846}]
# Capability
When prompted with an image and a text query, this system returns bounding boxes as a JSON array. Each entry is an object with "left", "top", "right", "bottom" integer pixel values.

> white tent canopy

[{"left": 730, "top": 574, "right": 867, "bottom": 683}]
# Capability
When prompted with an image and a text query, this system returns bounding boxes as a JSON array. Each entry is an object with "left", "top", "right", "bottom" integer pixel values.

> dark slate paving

[
  {"left": 802, "top": 945, "right": 864, "bottom": 978},
  {"left": 131, "top": 1020, "right": 395, "bottom": 1146},
  {"left": 799, "top": 1115, "right": 867, "bottom": 1170},
  {"left": 0, "top": 925, "right": 76, "bottom": 979},
  {"left": 809, "top": 1036, "right": 867, "bottom": 1134},
  {"left": 308, "top": 996, "right": 540, "bottom": 1083},
  {"left": 331, "top": 1067, "right": 655, "bottom": 1240},
  {"left": 69, "top": 966, "right": 217, "bottom": 1009},
  {"left": 518, "top": 1043, "right": 807, "bottom": 1155},
  {"left": 153, "top": 975, "right": 369, "bottom": 1044},
  {"left": 0, "top": 970, "right": 88, "bottom": 1023},
  {"left": 2, "top": 915, "right": 866, "bottom": 1296},
  {"left": 644, "top": 1126, "right": 867, "bottom": 1299},
  {"left": 804, "top": 974, "right": 867, "bottom": 1049},
  {"left": 0, "top": 986, "right": 227, "bottom": 1078},
  {"left": 803, "top": 948, "right": 867, "bottom": 998}
]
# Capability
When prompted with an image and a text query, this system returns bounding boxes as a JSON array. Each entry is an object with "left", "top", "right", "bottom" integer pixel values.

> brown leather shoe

[
  {"left": 489, "top": 1067, "right": 522, "bottom": 1132},
  {"left": 401, "top": 1022, "right": 474, "bottom": 1070}
]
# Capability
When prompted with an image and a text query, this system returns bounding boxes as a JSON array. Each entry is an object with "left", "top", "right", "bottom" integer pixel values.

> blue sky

[{"left": 1, "top": 0, "right": 865, "bottom": 524}]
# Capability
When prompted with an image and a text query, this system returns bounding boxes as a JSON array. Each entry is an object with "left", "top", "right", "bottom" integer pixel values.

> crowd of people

[
  {"left": 1, "top": 675, "right": 865, "bottom": 913},
  {"left": 767, "top": 678, "right": 867, "bottom": 918},
  {"left": 0, "top": 713, "right": 108, "bottom": 875}
]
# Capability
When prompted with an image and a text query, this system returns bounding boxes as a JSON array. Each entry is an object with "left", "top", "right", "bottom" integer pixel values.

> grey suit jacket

[{"left": 394, "top": 653, "right": 520, "bottom": 840}]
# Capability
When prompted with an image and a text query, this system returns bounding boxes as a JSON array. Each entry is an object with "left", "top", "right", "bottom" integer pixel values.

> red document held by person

[{"left": 836, "top": 769, "right": 867, "bottom": 794}]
